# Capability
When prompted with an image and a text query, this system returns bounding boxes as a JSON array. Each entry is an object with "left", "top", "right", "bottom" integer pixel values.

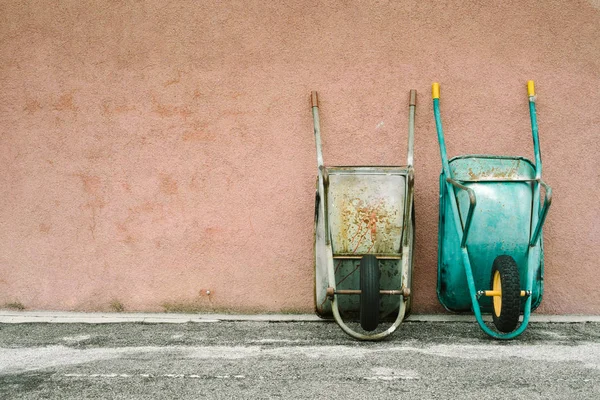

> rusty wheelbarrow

[{"left": 311, "top": 90, "right": 416, "bottom": 340}]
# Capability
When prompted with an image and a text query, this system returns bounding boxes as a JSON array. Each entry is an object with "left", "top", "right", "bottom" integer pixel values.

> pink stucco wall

[{"left": 0, "top": 1, "right": 599, "bottom": 314}]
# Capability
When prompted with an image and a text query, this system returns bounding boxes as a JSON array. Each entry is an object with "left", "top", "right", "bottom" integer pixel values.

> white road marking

[
  {"left": 537, "top": 330, "right": 569, "bottom": 340},
  {"left": 2, "top": 342, "right": 600, "bottom": 375},
  {"left": 61, "top": 373, "right": 245, "bottom": 379},
  {"left": 62, "top": 335, "right": 91, "bottom": 342},
  {"left": 250, "top": 339, "right": 304, "bottom": 344}
]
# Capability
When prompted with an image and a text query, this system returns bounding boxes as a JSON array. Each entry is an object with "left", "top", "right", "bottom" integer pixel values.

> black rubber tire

[
  {"left": 360, "top": 255, "right": 380, "bottom": 331},
  {"left": 490, "top": 255, "right": 521, "bottom": 333}
]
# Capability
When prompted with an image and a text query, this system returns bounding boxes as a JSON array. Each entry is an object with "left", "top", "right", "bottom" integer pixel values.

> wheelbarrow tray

[
  {"left": 315, "top": 166, "right": 414, "bottom": 318},
  {"left": 437, "top": 155, "right": 543, "bottom": 313}
]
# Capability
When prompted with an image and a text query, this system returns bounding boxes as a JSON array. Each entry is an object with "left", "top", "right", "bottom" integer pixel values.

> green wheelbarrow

[
  {"left": 433, "top": 81, "right": 552, "bottom": 339},
  {"left": 311, "top": 90, "right": 416, "bottom": 341}
]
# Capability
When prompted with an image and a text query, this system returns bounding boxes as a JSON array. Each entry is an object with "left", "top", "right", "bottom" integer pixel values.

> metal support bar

[
  {"left": 333, "top": 255, "right": 403, "bottom": 260},
  {"left": 312, "top": 92, "right": 331, "bottom": 245},
  {"left": 455, "top": 178, "right": 538, "bottom": 183},
  {"left": 530, "top": 179, "right": 552, "bottom": 246},
  {"left": 401, "top": 169, "right": 415, "bottom": 248},
  {"left": 319, "top": 165, "right": 330, "bottom": 245},
  {"left": 446, "top": 177, "right": 477, "bottom": 248},
  {"left": 480, "top": 290, "right": 530, "bottom": 297},
  {"left": 326, "top": 288, "right": 410, "bottom": 298}
]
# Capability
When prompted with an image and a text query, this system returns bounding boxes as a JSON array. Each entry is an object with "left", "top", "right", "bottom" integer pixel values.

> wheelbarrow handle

[
  {"left": 311, "top": 91, "right": 319, "bottom": 108},
  {"left": 407, "top": 89, "right": 416, "bottom": 167},
  {"left": 311, "top": 91, "right": 324, "bottom": 169},
  {"left": 527, "top": 80, "right": 535, "bottom": 97},
  {"left": 530, "top": 178, "right": 552, "bottom": 246},
  {"left": 432, "top": 82, "right": 440, "bottom": 99}
]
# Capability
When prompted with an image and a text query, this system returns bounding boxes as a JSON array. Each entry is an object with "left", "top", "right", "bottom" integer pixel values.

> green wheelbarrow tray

[
  {"left": 311, "top": 90, "right": 416, "bottom": 341},
  {"left": 433, "top": 82, "right": 552, "bottom": 339},
  {"left": 438, "top": 156, "right": 545, "bottom": 312}
]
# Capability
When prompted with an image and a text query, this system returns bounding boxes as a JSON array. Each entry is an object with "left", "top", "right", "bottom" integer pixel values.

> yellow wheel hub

[{"left": 493, "top": 270, "right": 502, "bottom": 316}]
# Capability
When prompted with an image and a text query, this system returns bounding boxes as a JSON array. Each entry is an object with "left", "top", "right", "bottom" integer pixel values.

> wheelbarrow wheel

[
  {"left": 360, "top": 255, "right": 380, "bottom": 331},
  {"left": 490, "top": 255, "right": 521, "bottom": 333}
]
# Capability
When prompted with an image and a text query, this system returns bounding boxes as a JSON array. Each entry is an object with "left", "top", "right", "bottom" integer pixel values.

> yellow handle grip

[
  {"left": 527, "top": 80, "right": 535, "bottom": 97},
  {"left": 432, "top": 82, "right": 440, "bottom": 99}
]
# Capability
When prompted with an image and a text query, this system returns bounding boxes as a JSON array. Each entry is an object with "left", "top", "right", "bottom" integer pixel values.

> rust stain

[
  {"left": 151, "top": 97, "right": 192, "bottom": 118},
  {"left": 120, "top": 200, "right": 166, "bottom": 232},
  {"left": 115, "top": 222, "right": 137, "bottom": 246},
  {"left": 131, "top": 200, "right": 163, "bottom": 214},
  {"left": 79, "top": 182, "right": 105, "bottom": 210},
  {"left": 102, "top": 101, "right": 137, "bottom": 116},
  {"left": 122, "top": 235, "right": 137, "bottom": 244},
  {"left": 116, "top": 222, "right": 128, "bottom": 234},
  {"left": 116, "top": 200, "right": 166, "bottom": 245},
  {"left": 186, "top": 239, "right": 204, "bottom": 254},
  {"left": 370, "top": 211, "right": 378, "bottom": 236},
  {"left": 159, "top": 174, "right": 178, "bottom": 195},
  {"left": 467, "top": 168, "right": 477, "bottom": 180},
  {"left": 204, "top": 226, "right": 224, "bottom": 235},
  {"left": 39, "top": 223, "right": 51, "bottom": 233},
  {"left": 85, "top": 148, "right": 107, "bottom": 161},
  {"left": 467, "top": 161, "right": 521, "bottom": 180},
  {"left": 77, "top": 174, "right": 102, "bottom": 195},
  {"left": 338, "top": 195, "right": 399, "bottom": 254},
  {"left": 53, "top": 92, "right": 78, "bottom": 112},
  {"left": 114, "top": 105, "right": 136, "bottom": 113},
  {"left": 193, "top": 89, "right": 202, "bottom": 99},
  {"left": 76, "top": 174, "right": 106, "bottom": 239},
  {"left": 182, "top": 122, "right": 214, "bottom": 142},
  {"left": 164, "top": 71, "right": 182, "bottom": 87},
  {"left": 184, "top": 226, "right": 225, "bottom": 254},
  {"left": 23, "top": 99, "right": 42, "bottom": 114},
  {"left": 183, "top": 128, "right": 216, "bottom": 142}
]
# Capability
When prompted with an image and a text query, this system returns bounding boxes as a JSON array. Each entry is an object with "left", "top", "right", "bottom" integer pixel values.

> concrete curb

[{"left": 1, "top": 311, "right": 599, "bottom": 324}]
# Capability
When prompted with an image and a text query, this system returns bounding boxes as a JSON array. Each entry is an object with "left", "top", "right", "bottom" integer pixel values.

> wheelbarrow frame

[
  {"left": 312, "top": 90, "right": 416, "bottom": 341},
  {"left": 432, "top": 82, "right": 552, "bottom": 339}
]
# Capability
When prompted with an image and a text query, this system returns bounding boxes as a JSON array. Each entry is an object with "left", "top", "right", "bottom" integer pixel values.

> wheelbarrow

[
  {"left": 311, "top": 90, "right": 416, "bottom": 340},
  {"left": 432, "top": 81, "right": 552, "bottom": 339}
]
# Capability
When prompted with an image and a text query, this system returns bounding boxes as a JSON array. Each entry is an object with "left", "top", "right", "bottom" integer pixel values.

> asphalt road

[{"left": 1, "top": 320, "right": 600, "bottom": 399}]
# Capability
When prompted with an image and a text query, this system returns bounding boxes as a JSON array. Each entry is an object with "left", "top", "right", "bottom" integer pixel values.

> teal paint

[{"left": 434, "top": 88, "right": 552, "bottom": 339}]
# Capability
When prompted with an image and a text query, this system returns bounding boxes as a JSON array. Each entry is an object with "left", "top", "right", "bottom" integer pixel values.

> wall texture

[{"left": 0, "top": 0, "right": 599, "bottom": 314}]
